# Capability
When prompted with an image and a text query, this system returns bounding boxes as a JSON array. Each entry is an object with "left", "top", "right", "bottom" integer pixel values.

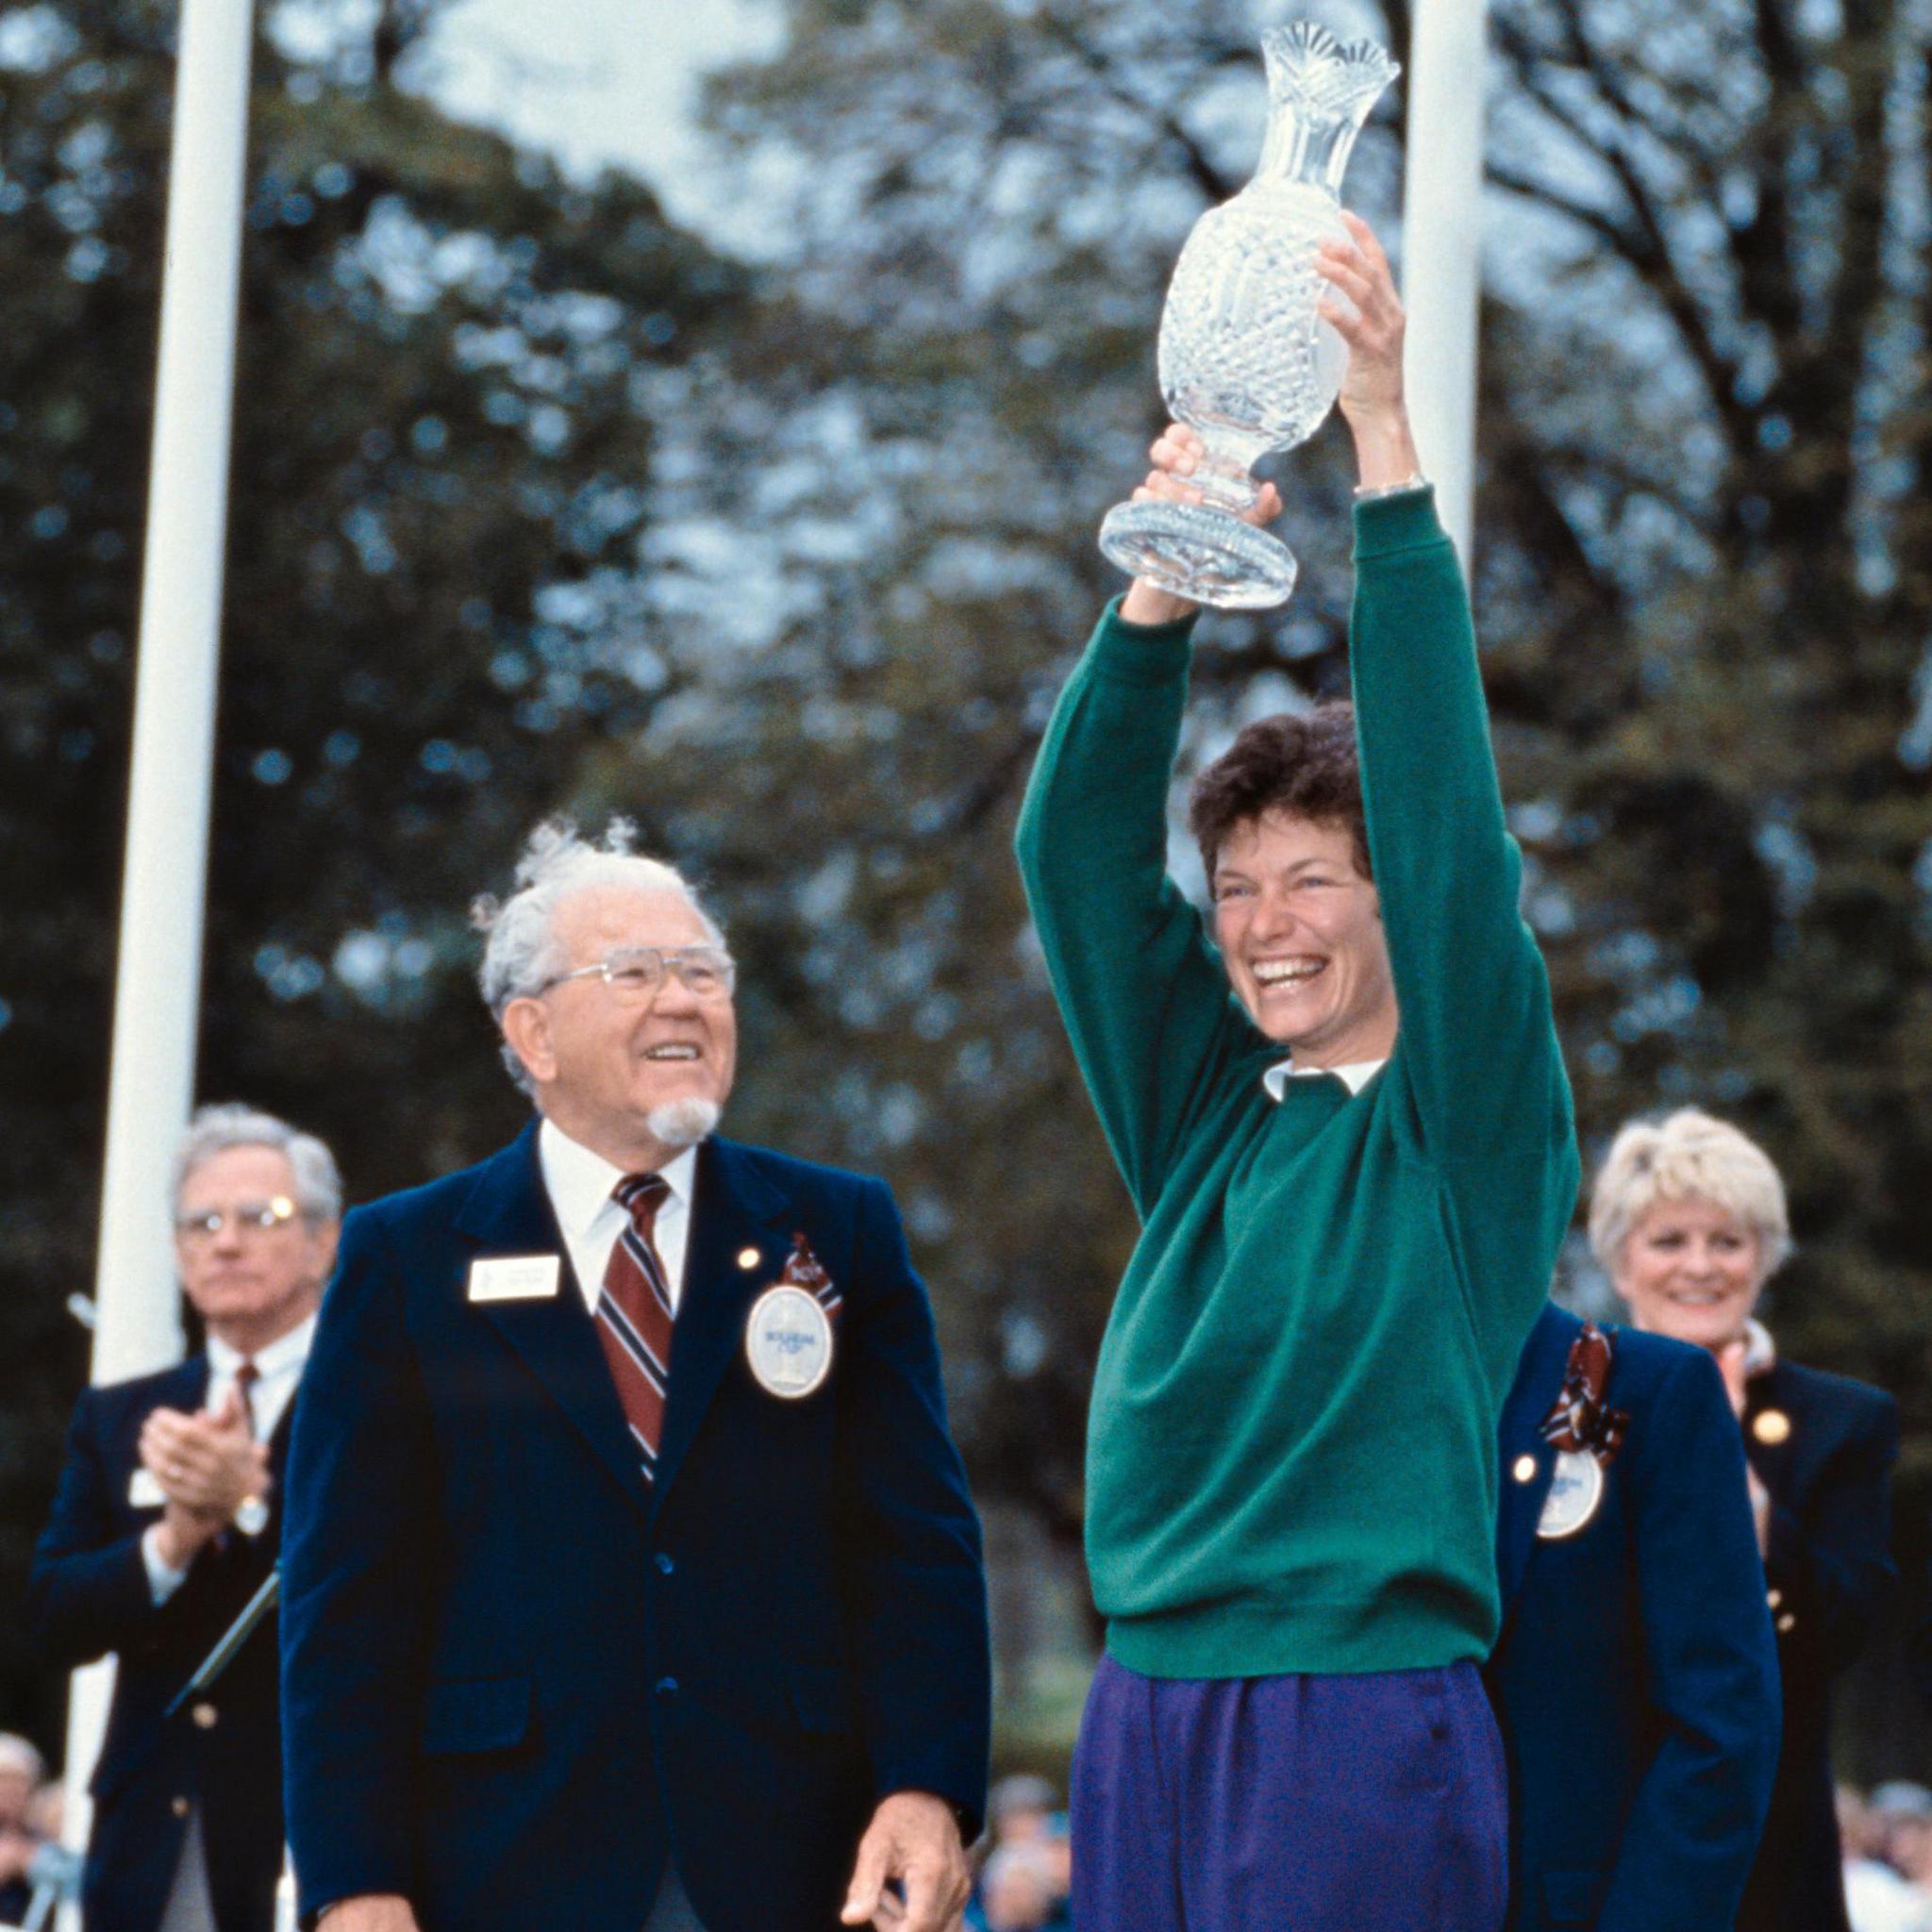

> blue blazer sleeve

[
  {"left": 1596, "top": 1347, "right": 1782, "bottom": 1932},
  {"left": 1762, "top": 1387, "right": 1897, "bottom": 1675},
  {"left": 835, "top": 1179, "right": 991, "bottom": 1831},
  {"left": 279, "top": 1208, "right": 436, "bottom": 1912},
  {"left": 27, "top": 1388, "right": 169, "bottom": 1669}
]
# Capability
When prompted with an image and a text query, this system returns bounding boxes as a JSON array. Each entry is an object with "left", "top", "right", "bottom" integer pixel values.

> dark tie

[
  {"left": 595, "top": 1175, "right": 675, "bottom": 1483},
  {"left": 234, "top": 1358, "right": 260, "bottom": 1438}
]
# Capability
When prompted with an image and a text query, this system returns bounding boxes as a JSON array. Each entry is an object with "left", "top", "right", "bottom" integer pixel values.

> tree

[{"left": 0, "top": 0, "right": 747, "bottom": 1741}]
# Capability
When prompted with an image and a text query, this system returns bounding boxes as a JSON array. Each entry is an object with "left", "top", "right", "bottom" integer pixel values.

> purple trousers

[{"left": 1071, "top": 1652, "right": 1507, "bottom": 1932}]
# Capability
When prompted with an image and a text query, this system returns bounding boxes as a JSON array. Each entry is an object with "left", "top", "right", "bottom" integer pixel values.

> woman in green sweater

[{"left": 1014, "top": 216, "right": 1579, "bottom": 1930}]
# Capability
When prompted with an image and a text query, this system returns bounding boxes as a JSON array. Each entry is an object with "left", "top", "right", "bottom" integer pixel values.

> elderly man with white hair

[
  {"left": 279, "top": 820, "right": 990, "bottom": 1932},
  {"left": 30, "top": 1105, "right": 341, "bottom": 1932}
]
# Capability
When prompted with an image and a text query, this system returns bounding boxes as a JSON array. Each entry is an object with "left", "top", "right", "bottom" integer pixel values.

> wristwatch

[{"left": 1353, "top": 471, "right": 1427, "bottom": 500}]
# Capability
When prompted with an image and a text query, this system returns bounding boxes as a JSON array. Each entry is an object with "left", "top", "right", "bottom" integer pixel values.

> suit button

[
  {"left": 655, "top": 1677, "right": 679, "bottom": 1699},
  {"left": 191, "top": 1702, "right": 218, "bottom": 1729},
  {"left": 171, "top": 1797, "right": 191, "bottom": 1819},
  {"left": 1511, "top": 1454, "right": 1538, "bottom": 1484},
  {"left": 1776, "top": 1612, "right": 1796, "bottom": 1634},
  {"left": 1767, "top": 1589, "right": 1783, "bottom": 1609},
  {"left": 655, "top": 1554, "right": 675, "bottom": 1576}
]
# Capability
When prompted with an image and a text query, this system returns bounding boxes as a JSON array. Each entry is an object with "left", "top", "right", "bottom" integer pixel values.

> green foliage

[{"left": 0, "top": 0, "right": 745, "bottom": 1740}]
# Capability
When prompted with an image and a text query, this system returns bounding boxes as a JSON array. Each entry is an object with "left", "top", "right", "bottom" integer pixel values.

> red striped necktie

[
  {"left": 234, "top": 1359, "right": 259, "bottom": 1438},
  {"left": 594, "top": 1174, "right": 675, "bottom": 1483}
]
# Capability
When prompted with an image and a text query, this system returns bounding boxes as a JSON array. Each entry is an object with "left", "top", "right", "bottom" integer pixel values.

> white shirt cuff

[{"left": 141, "top": 1523, "right": 189, "bottom": 1606}]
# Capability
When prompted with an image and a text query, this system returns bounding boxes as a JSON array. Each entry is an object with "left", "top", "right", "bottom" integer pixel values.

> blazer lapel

[
  {"left": 1495, "top": 1305, "right": 1579, "bottom": 1611},
  {"left": 455, "top": 1123, "right": 651, "bottom": 1522},
  {"left": 652, "top": 1138, "right": 793, "bottom": 1511}
]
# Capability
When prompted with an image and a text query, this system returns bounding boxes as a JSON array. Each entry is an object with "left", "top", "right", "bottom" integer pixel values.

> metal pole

[
  {"left": 1400, "top": 0, "right": 1490, "bottom": 565},
  {"left": 60, "top": 0, "right": 257, "bottom": 1907}
]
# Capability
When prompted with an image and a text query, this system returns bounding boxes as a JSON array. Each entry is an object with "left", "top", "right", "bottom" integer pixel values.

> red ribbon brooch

[
  {"left": 1537, "top": 1323, "right": 1629, "bottom": 1463},
  {"left": 780, "top": 1233, "right": 841, "bottom": 1323}
]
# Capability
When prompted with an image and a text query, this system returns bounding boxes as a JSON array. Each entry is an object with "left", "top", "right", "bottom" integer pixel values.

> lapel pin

[
  {"left": 1752, "top": 1408, "right": 1790, "bottom": 1445},
  {"left": 737, "top": 1247, "right": 760, "bottom": 1271},
  {"left": 1511, "top": 1454, "right": 1538, "bottom": 1484}
]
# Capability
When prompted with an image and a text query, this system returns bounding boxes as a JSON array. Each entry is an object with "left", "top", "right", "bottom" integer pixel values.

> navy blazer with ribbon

[
  {"left": 1734, "top": 1357, "right": 1898, "bottom": 1932},
  {"left": 1485, "top": 1304, "right": 1782, "bottom": 1932},
  {"left": 279, "top": 1123, "right": 991, "bottom": 1932},
  {"left": 29, "top": 1357, "right": 293, "bottom": 1932}
]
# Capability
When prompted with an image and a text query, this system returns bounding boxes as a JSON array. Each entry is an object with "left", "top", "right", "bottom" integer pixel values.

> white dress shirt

[
  {"left": 1262, "top": 1057, "right": 1388, "bottom": 1101},
  {"left": 539, "top": 1117, "right": 698, "bottom": 1315},
  {"left": 142, "top": 1312, "right": 317, "bottom": 1605}
]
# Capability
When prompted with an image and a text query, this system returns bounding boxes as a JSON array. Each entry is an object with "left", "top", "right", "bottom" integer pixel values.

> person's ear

[{"left": 501, "top": 996, "right": 557, "bottom": 1087}]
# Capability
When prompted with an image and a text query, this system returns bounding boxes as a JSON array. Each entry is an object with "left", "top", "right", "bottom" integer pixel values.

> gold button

[
  {"left": 1767, "top": 1589, "right": 1783, "bottom": 1609},
  {"left": 1753, "top": 1409, "right": 1791, "bottom": 1445},
  {"left": 1511, "top": 1454, "right": 1539, "bottom": 1484},
  {"left": 1776, "top": 1612, "right": 1796, "bottom": 1633},
  {"left": 737, "top": 1247, "right": 760, "bottom": 1270},
  {"left": 171, "top": 1797, "right": 190, "bottom": 1819},
  {"left": 191, "top": 1702, "right": 218, "bottom": 1729}
]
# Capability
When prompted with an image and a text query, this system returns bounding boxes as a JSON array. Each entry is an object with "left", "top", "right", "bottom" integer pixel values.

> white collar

[
  {"left": 539, "top": 1116, "right": 698, "bottom": 1240},
  {"left": 1742, "top": 1317, "right": 1777, "bottom": 1377},
  {"left": 1262, "top": 1057, "right": 1388, "bottom": 1102},
  {"left": 208, "top": 1310, "right": 316, "bottom": 1378}
]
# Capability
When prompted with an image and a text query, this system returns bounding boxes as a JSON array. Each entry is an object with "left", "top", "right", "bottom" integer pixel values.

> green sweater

[{"left": 1015, "top": 489, "right": 1578, "bottom": 1678}]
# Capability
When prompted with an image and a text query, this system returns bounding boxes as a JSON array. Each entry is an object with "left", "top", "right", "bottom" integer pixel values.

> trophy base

[{"left": 1099, "top": 501, "right": 1298, "bottom": 611}]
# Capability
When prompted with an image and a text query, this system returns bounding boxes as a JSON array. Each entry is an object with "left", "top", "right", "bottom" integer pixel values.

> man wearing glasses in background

[
  {"left": 279, "top": 818, "right": 990, "bottom": 1932},
  {"left": 30, "top": 1104, "right": 342, "bottom": 1932}
]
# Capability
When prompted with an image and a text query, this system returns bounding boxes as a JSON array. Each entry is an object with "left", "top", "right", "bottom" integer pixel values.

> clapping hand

[{"left": 141, "top": 1386, "right": 269, "bottom": 1570}]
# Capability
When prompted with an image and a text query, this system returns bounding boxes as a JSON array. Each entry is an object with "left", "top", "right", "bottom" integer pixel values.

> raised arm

[
  {"left": 1320, "top": 216, "right": 1574, "bottom": 1185},
  {"left": 1014, "top": 602, "right": 1260, "bottom": 1215},
  {"left": 1015, "top": 445, "right": 1287, "bottom": 1213}
]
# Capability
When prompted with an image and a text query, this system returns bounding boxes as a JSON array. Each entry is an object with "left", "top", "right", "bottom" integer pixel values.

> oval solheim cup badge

[
  {"left": 746, "top": 1284, "right": 835, "bottom": 1399},
  {"left": 1536, "top": 1449, "right": 1605, "bottom": 1541}
]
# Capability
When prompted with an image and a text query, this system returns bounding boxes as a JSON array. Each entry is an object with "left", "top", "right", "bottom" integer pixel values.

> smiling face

[
  {"left": 502, "top": 883, "right": 738, "bottom": 1169},
  {"left": 1210, "top": 809, "right": 1398, "bottom": 1066},
  {"left": 1612, "top": 1193, "right": 1767, "bottom": 1352},
  {"left": 174, "top": 1144, "right": 336, "bottom": 1352}
]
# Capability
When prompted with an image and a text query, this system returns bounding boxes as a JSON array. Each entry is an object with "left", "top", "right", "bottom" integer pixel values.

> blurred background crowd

[{"left": 6, "top": 0, "right": 1932, "bottom": 1904}]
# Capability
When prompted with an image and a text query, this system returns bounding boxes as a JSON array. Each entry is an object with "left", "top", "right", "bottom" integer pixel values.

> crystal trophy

[{"left": 1098, "top": 23, "right": 1400, "bottom": 609}]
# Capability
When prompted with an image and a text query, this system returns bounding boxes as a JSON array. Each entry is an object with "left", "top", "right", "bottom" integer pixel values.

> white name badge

[
  {"left": 1537, "top": 1449, "right": 1606, "bottom": 1541},
  {"left": 467, "top": 1255, "right": 562, "bottom": 1304},
  {"left": 128, "top": 1467, "right": 166, "bottom": 1509},
  {"left": 745, "top": 1285, "right": 834, "bottom": 1400}
]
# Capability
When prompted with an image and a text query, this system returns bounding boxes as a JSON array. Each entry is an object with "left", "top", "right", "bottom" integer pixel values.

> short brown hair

[{"left": 1187, "top": 704, "right": 1370, "bottom": 884}]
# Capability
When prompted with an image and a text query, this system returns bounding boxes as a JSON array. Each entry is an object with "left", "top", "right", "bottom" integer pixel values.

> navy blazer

[
  {"left": 1735, "top": 1358, "right": 1897, "bottom": 1932},
  {"left": 1486, "top": 1306, "right": 1781, "bottom": 1932},
  {"left": 27, "top": 1359, "right": 291, "bottom": 1932},
  {"left": 280, "top": 1124, "right": 991, "bottom": 1932}
]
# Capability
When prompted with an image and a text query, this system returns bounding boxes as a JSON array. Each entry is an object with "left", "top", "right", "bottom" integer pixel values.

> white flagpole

[
  {"left": 60, "top": 0, "right": 257, "bottom": 1908},
  {"left": 1400, "top": 0, "right": 1491, "bottom": 565}
]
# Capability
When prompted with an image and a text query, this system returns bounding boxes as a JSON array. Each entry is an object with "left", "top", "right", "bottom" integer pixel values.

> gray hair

[
  {"left": 0, "top": 1733, "right": 42, "bottom": 1783},
  {"left": 173, "top": 1104, "right": 343, "bottom": 1223},
  {"left": 1588, "top": 1107, "right": 1792, "bottom": 1283},
  {"left": 471, "top": 817, "right": 724, "bottom": 1095}
]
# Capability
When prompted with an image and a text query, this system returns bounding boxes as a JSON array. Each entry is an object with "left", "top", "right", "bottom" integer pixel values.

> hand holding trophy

[{"left": 1098, "top": 23, "right": 1400, "bottom": 610}]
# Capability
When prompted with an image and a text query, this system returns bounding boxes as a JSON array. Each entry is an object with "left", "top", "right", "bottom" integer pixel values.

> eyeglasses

[
  {"left": 536, "top": 944, "right": 737, "bottom": 1005},
  {"left": 175, "top": 1197, "right": 303, "bottom": 1241}
]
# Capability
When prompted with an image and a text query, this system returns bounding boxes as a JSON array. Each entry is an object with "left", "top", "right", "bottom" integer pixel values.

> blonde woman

[{"left": 1591, "top": 1108, "right": 1899, "bottom": 1932}]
